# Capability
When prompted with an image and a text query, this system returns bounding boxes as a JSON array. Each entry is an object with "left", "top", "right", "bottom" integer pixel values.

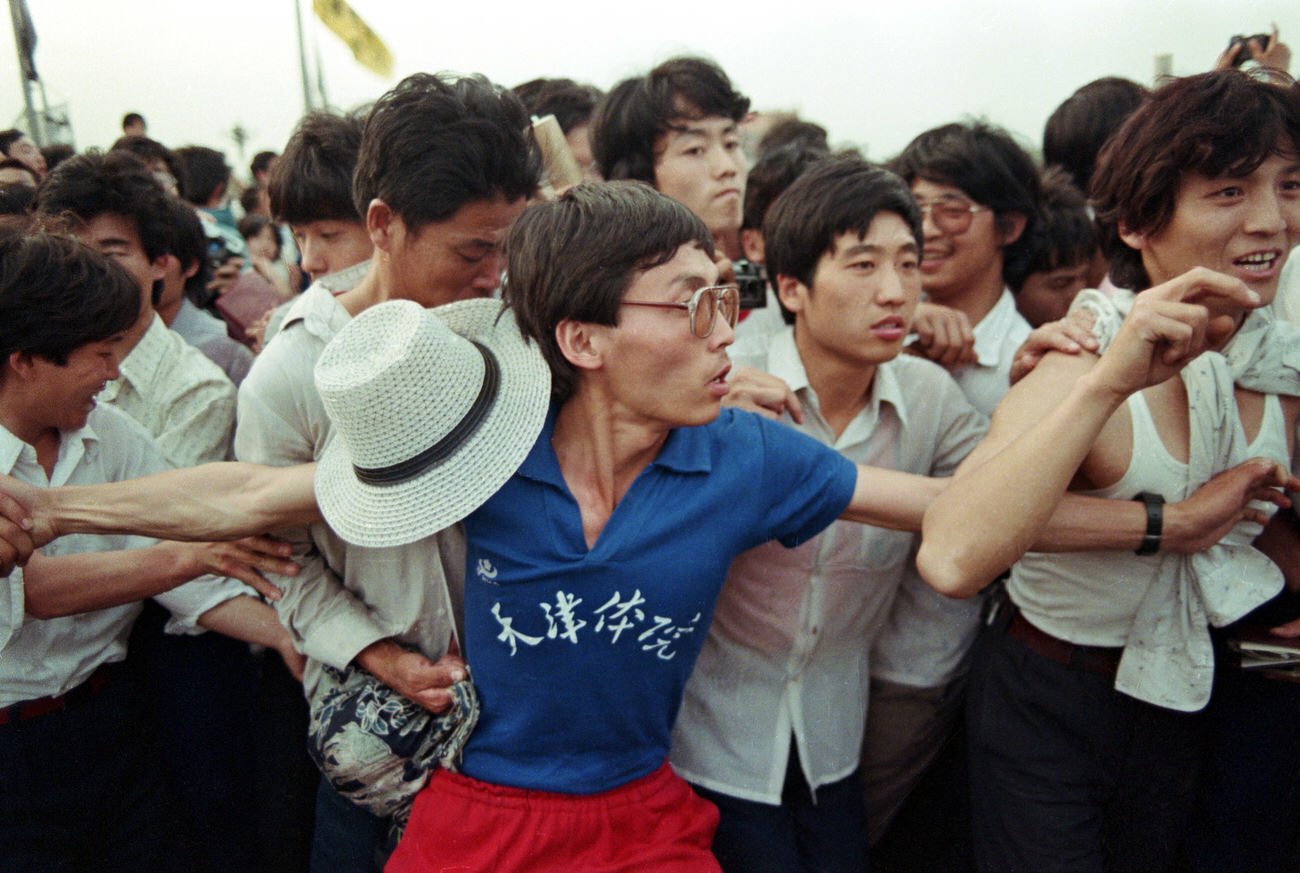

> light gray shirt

[
  {"left": 671, "top": 328, "right": 986, "bottom": 801},
  {"left": 234, "top": 281, "right": 463, "bottom": 697}
]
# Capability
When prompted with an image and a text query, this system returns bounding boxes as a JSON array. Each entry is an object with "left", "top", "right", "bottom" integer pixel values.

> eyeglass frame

[
  {"left": 915, "top": 198, "right": 991, "bottom": 235},
  {"left": 620, "top": 284, "right": 741, "bottom": 339}
]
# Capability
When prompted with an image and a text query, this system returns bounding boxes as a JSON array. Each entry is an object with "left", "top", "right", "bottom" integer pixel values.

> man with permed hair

[
  {"left": 234, "top": 71, "right": 540, "bottom": 871},
  {"left": 920, "top": 69, "right": 1300, "bottom": 873}
]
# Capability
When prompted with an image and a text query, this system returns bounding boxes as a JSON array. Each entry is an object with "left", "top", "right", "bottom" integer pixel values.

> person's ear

[
  {"left": 554, "top": 318, "right": 606, "bottom": 373},
  {"left": 366, "top": 199, "right": 397, "bottom": 252},
  {"left": 740, "top": 228, "right": 765, "bottom": 263},
  {"left": 776, "top": 273, "right": 810, "bottom": 315},
  {"left": 996, "top": 211, "right": 1028, "bottom": 247},
  {"left": 1117, "top": 221, "right": 1147, "bottom": 253},
  {"left": 5, "top": 350, "right": 35, "bottom": 382}
]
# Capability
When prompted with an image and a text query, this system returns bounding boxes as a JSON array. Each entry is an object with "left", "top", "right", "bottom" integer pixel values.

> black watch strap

[{"left": 1134, "top": 491, "right": 1164, "bottom": 556}]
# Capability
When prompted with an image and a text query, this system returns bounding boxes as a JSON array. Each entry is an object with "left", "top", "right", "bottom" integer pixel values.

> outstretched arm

[
  {"left": 0, "top": 462, "right": 319, "bottom": 550},
  {"left": 918, "top": 268, "right": 1264, "bottom": 596}
]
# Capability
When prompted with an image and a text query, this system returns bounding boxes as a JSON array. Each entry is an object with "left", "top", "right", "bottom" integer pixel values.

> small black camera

[
  {"left": 1226, "top": 33, "right": 1271, "bottom": 66},
  {"left": 732, "top": 259, "right": 768, "bottom": 310}
]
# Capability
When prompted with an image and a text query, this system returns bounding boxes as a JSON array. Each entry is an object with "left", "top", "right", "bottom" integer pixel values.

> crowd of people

[{"left": 0, "top": 27, "right": 1298, "bottom": 873}]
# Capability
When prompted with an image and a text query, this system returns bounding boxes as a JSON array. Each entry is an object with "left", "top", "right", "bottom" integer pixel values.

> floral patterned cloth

[{"left": 307, "top": 661, "right": 480, "bottom": 827}]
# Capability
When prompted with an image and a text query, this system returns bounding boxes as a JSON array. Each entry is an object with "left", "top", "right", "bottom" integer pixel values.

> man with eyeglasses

[
  {"left": 859, "top": 121, "right": 1042, "bottom": 854},
  {"left": 0, "top": 180, "right": 1282, "bottom": 873}
]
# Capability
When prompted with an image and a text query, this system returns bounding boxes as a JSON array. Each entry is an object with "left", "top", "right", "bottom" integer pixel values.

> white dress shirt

[
  {"left": 234, "top": 281, "right": 463, "bottom": 698},
  {"left": 0, "top": 405, "right": 250, "bottom": 705},
  {"left": 947, "top": 288, "right": 1032, "bottom": 418},
  {"left": 97, "top": 312, "right": 236, "bottom": 467},
  {"left": 670, "top": 328, "right": 987, "bottom": 802}
]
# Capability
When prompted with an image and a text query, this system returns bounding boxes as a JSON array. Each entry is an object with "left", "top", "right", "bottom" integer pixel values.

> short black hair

[
  {"left": 504, "top": 181, "right": 712, "bottom": 403},
  {"left": 889, "top": 121, "right": 1042, "bottom": 280},
  {"left": 1043, "top": 77, "right": 1149, "bottom": 193},
  {"left": 249, "top": 150, "right": 277, "bottom": 179},
  {"left": 161, "top": 195, "right": 210, "bottom": 303},
  {"left": 109, "top": 135, "right": 184, "bottom": 184},
  {"left": 237, "top": 213, "right": 280, "bottom": 260},
  {"left": 0, "top": 216, "right": 140, "bottom": 367},
  {"left": 40, "top": 143, "right": 74, "bottom": 174},
  {"left": 742, "top": 142, "right": 831, "bottom": 231},
  {"left": 352, "top": 72, "right": 540, "bottom": 230},
  {"left": 1005, "top": 167, "right": 1097, "bottom": 293},
  {"left": 1094, "top": 70, "right": 1300, "bottom": 291},
  {"left": 0, "top": 183, "right": 36, "bottom": 216},
  {"left": 268, "top": 111, "right": 365, "bottom": 225},
  {"left": 512, "top": 78, "right": 603, "bottom": 134},
  {"left": 765, "top": 155, "right": 921, "bottom": 324},
  {"left": 0, "top": 130, "right": 26, "bottom": 157},
  {"left": 122, "top": 112, "right": 145, "bottom": 130},
  {"left": 175, "top": 145, "right": 230, "bottom": 206},
  {"left": 591, "top": 56, "right": 750, "bottom": 184},
  {"left": 37, "top": 149, "right": 173, "bottom": 262},
  {"left": 757, "top": 118, "right": 830, "bottom": 159}
]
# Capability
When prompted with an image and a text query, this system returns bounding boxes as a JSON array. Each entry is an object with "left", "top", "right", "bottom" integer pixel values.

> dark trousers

[
  {"left": 968, "top": 617, "right": 1203, "bottom": 873},
  {"left": 1186, "top": 645, "right": 1300, "bottom": 872},
  {"left": 0, "top": 667, "right": 184, "bottom": 873},
  {"left": 691, "top": 747, "right": 870, "bottom": 873},
  {"left": 310, "top": 776, "right": 390, "bottom": 873},
  {"left": 129, "top": 600, "right": 260, "bottom": 873}
]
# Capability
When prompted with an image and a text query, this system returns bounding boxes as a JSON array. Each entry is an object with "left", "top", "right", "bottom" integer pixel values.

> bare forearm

[
  {"left": 44, "top": 462, "right": 320, "bottom": 542},
  {"left": 23, "top": 541, "right": 200, "bottom": 619},
  {"left": 840, "top": 467, "right": 943, "bottom": 530},
  {"left": 919, "top": 370, "right": 1126, "bottom": 596}
]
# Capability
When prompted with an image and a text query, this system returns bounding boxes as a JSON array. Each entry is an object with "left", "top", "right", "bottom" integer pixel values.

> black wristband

[{"left": 1134, "top": 491, "right": 1164, "bottom": 556}]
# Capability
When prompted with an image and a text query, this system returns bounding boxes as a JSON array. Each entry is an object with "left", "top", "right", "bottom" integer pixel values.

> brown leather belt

[
  {"left": 1005, "top": 606, "right": 1123, "bottom": 677},
  {"left": 0, "top": 661, "right": 122, "bottom": 726}
]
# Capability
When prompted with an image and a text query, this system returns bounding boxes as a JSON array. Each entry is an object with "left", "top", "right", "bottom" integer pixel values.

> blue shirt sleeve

[{"left": 733, "top": 411, "right": 858, "bottom": 550}]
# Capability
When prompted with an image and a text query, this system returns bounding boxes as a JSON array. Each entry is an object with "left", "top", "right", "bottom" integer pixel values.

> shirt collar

[
  {"left": 971, "top": 288, "right": 1019, "bottom": 368},
  {"left": 516, "top": 401, "right": 714, "bottom": 490},
  {"left": 102, "top": 313, "right": 168, "bottom": 401},
  {"left": 281, "top": 278, "right": 356, "bottom": 341},
  {"left": 763, "top": 327, "right": 910, "bottom": 432},
  {"left": 0, "top": 417, "right": 98, "bottom": 480}
]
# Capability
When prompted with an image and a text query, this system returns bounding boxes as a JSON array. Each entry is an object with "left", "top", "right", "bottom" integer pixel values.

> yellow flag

[{"left": 313, "top": 0, "right": 394, "bottom": 78}]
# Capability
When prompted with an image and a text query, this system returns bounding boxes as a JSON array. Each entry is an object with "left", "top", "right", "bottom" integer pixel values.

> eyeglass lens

[
  {"left": 923, "top": 202, "right": 978, "bottom": 234},
  {"left": 692, "top": 287, "right": 740, "bottom": 338}
]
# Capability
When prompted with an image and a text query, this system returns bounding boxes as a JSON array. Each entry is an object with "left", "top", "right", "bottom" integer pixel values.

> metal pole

[
  {"left": 294, "top": 0, "right": 315, "bottom": 112},
  {"left": 8, "top": 0, "right": 39, "bottom": 141}
]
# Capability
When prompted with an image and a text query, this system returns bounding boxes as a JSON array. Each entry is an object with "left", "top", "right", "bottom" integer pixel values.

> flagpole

[
  {"left": 294, "top": 0, "right": 316, "bottom": 112},
  {"left": 8, "top": 0, "right": 40, "bottom": 141}
]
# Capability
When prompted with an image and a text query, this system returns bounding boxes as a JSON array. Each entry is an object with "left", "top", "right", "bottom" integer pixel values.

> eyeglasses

[
  {"left": 916, "top": 199, "right": 990, "bottom": 235},
  {"left": 621, "top": 284, "right": 740, "bottom": 339}
]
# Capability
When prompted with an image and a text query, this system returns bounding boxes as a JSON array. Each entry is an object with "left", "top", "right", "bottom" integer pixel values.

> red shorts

[{"left": 385, "top": 760, "right": 721, "bottom": 873}]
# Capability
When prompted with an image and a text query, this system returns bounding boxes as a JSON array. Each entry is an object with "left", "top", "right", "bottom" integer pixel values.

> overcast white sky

[{"left": 3, "top": 0, "right": 1295, "bottom": 180}]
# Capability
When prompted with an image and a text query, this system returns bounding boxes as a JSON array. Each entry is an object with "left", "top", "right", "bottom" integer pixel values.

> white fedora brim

[{"left": 314, "top": 298, "right": 550, "bottom": 548}]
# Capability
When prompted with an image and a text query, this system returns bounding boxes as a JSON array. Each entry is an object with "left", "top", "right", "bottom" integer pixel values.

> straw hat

[{"left": 314, "top": 297, "right": 550, "bottom": 548}]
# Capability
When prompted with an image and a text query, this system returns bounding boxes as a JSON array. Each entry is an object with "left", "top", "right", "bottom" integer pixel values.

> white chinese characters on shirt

[{"left": 489, "top": 588, "right": 702, "bottom": 661}]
